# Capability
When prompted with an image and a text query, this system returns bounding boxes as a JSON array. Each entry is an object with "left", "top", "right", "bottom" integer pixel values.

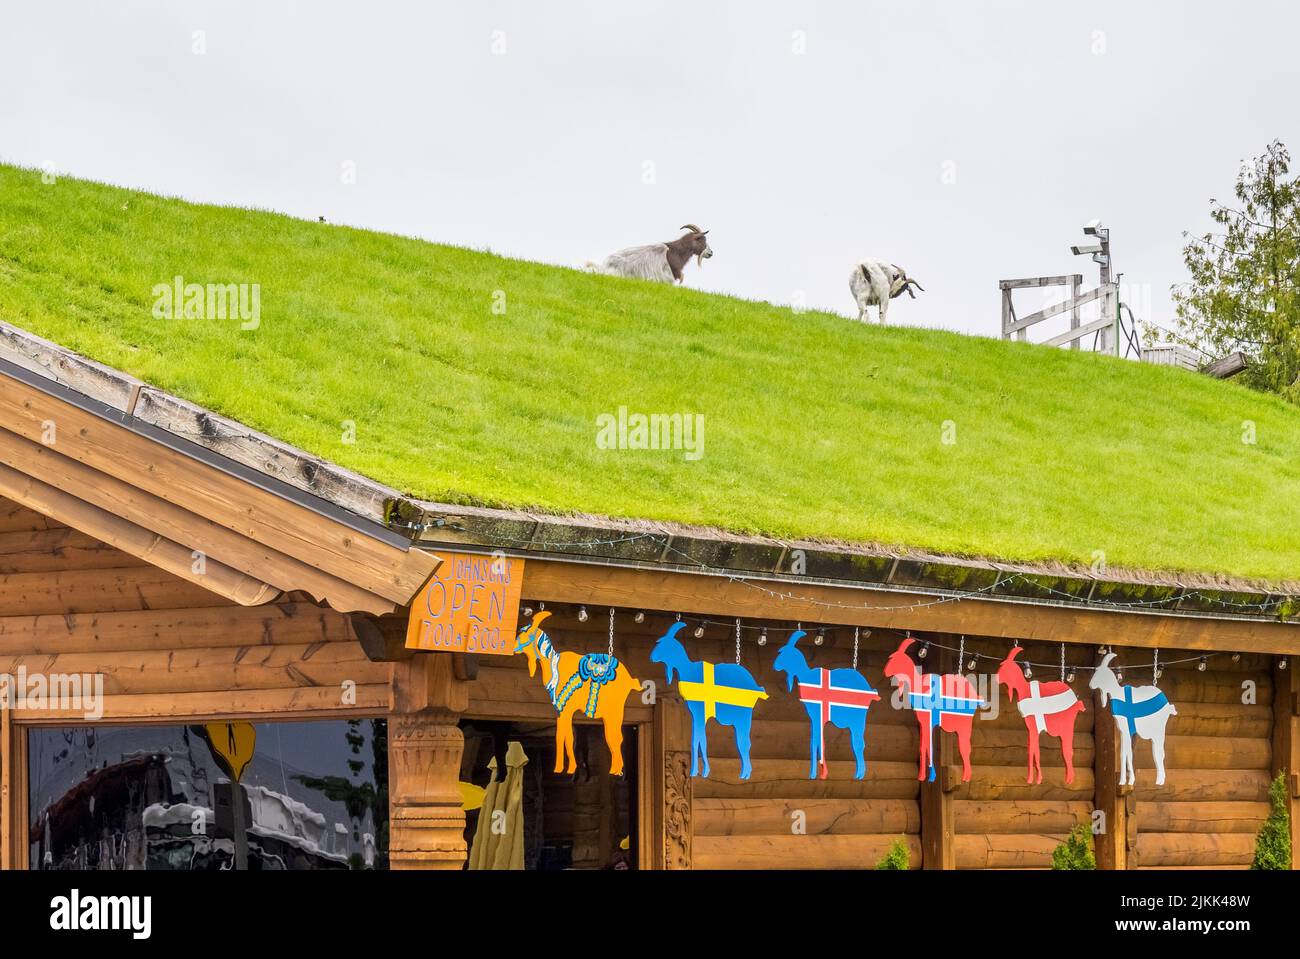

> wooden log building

[{"left": 0, "top": 321, "right": 1296, "bottom": 871}]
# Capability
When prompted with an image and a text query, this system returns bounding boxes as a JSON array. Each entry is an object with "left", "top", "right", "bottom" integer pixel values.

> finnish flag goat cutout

[{"left": 1089, "top": 652, "right": 1177, "bottom": 786}]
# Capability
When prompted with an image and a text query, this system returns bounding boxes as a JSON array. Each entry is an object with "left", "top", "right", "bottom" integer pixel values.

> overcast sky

[{"left": 2, "top": 1, "right": 1295, "bottom": 337}]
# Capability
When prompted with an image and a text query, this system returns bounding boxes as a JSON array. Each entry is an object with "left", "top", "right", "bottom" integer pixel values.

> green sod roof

[{"left": 2, "top": 164, "right": 1298, "bottom": 587}]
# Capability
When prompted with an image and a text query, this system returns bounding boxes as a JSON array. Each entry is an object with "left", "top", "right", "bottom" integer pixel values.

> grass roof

[{"left": 2, "top": 164, "right": 1298, "bottom": 587}]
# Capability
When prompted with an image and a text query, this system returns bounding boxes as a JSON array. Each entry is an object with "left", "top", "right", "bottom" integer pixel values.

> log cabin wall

[
  {"left": 1131, "top": 652, "right": 1274, "bottom": 869},
  {"left": 0, "top": 496, "right": 384, "bottom": 867}
]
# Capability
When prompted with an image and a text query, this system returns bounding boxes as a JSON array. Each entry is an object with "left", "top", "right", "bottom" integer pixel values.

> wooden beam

[
  {"left": 1045, "top": 314, "right": 1114, "bottom": 347},
  {"left": 1204, "top": 352, "right": 1248, "bottom": 379},
  {"left": 0, "top": 374, "right": 436, "bottom": 605},
  {"left": 1093, "top": 690, "right": 1133, "bottom": 869},
  {"left": 1271, "top": 662, "right": 1299, "bottom": 869},
  {"left": 920, "top": 645, "right": 956, "bottom": 869},
  {"left": 0, "top": 458, "right": 280, "bottom": 608},
  {"left": 0, "top": 425, "right": 391, "bottom": 613},
  {"left": 521, "top": 560, "right": 1300, "bottom": 655},
  {"left": 1006, "top": 285, "right": 1107, "bottom": 334},
  {"left": 999, "top": 275, "right": 1083, "bottom": 290}
]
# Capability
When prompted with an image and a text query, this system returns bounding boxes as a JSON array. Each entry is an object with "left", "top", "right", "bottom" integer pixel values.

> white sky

[{"left": 2, "top": 0, "right": 1295, "bottom": 336}]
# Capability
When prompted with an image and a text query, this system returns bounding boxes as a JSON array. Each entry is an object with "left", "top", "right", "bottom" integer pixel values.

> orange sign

[{"left": 405, "top": 551, "right": 526, "bottom": 655}]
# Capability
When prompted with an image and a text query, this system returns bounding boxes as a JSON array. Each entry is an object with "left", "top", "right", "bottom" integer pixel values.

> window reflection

[{"left": 29, "top": 719, "right": 388, "bottom": 870}]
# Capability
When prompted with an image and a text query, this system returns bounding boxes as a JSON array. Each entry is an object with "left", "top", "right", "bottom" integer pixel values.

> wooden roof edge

[
  {"left": 0, "top": 316, "right": 416, "bottom": 532},
  {"left": 404, "top": 500, "right": 1300, "bottom": 625}
]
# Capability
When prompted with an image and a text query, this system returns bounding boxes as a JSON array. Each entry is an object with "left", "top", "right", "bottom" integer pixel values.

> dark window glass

[{"left": 28, "top": 719, "right": 388, "bottom": 870}]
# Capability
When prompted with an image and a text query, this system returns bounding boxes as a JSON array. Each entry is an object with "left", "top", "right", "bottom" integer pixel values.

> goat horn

[
  {"left": 907, "top": 279, "right": 926, "bottom": 292},
  {"left": 680, "top": 223, "right": 703, "bottom": 233}
]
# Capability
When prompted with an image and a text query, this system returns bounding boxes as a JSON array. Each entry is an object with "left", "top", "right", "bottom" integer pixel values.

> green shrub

[
  {"left": 875, "top": 839, "right": 910, "bottom": 870},
  {"left": 1051, "top": 823, "right": 1096, "bottom": 870},
  {"left": 1251, "top": 771, "right": 1292, "bottom": 870}
]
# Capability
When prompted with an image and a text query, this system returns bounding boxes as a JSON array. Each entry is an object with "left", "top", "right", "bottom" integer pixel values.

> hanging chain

[
  {"left": 852, "top": 626, "right": 860, "bottom": 671},
  {"left": 958, "top": 636, "right": 965, "bottom": 673},
  {"left": 1153, "top": 648, "right": 1159, "bottom": 684},
  {"left": 1060, "top": 643, "right": 1066, "bottom": 683},
  {"left": 608, "top": 607, "right": 615, "bottom": 657},
  {"left": 735, "top": 618, "right": 742, "bottom": 665}
]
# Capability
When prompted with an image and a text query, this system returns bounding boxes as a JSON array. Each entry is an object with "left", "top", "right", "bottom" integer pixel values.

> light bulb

[
  {"left": 1198, "top": 657, "right": 1207, "bottom": 672},
  {"left": 1281, "top": 657, "right": 1289, "bottom": 671},
  {"left": 758, "top": 628, "right": 768, "bottom": 646},
  {"left": 634, "top": 611, "right": 645, "bottom": 624},
  {"left": 1023, "top": 664, "right": 1033, "bottom": 679},
  {"left": 967, "top": 658, "right": 977, "bottom": 671},
  {"left": 918, "top": 642, "right": 929, "bottom": 660},
  {"left": 815, "top": 629, "right": 825, "bottom": 646},
  {"left": 522, "top": 606, "right": 534, "bottom": 618},
  {"left": 577, "top": 606, "right": 589, "bottom": 623},
  {"left": 693, "top": 624, "right": 705, "bottom": 639},
  {"left": 1066, "top": 670, "right": 1076, "bottom": 684},
  {"left": 1231, "top": 652, "right": 1241, "bottom": 662}
]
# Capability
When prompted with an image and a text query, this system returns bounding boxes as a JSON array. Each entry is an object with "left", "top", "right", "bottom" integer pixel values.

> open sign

[{"left": 404, "top": 551, "right": 525, "bottom": 655}]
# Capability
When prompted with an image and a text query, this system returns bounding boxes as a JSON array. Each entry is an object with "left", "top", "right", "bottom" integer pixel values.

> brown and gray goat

[{"left": 589, "top": 225, "right": 713, "bottom": 283}]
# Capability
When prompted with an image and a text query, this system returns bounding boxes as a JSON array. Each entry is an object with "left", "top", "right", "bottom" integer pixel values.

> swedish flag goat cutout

[
  {"left": 773, "top": 630, "right": 880, "bottom": 779},
  {"left": 513, "top": 611, "right": 642, "bottom": 775},
  {"left": 650, "top": 621, "right": 767, "bottom": 778},
  {"left": 1089, "top": 652, "right": 1177, "bottom": 786}
]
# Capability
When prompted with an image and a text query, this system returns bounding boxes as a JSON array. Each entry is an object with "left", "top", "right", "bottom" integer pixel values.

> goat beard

[{"left": 696, "top": 253, "right": 704, "bottom": 268}]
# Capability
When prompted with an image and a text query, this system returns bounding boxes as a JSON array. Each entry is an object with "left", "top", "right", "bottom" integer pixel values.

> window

[{"left": 28, "top": 719, "right": 388, "bottom": 870}]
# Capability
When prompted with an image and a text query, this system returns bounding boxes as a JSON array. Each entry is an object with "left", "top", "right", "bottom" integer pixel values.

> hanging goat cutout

[
  {"left": 513, "top": 611, "right": 642, "bottom": 775},
  {"left": 996, "top": 647, "right": 1086, "bottom": 785},
  {"left": 1089, "top": 652, "right": 1177, "bottom": 786},
  {"left": 884, "top": 638, "right": 983, "bottom": 782},
  {"left": 650, "top": 621, "right": 767, "bottom": 778},
  {"left": 774, "top": 630, "right": 880, "bottom": 780}
]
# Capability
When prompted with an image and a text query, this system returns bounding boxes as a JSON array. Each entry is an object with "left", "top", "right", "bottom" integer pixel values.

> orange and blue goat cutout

[
  {"left": 513, "top": 611, "right": 642, "bottom": 776},
  {"left": 650, "top": 621, "right": 767, "bottom": 779},
  {"left": 773, "top": 630, "right": 880, "bottom": 780}
]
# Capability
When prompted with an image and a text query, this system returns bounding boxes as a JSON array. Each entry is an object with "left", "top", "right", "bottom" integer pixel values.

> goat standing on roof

[
  {"left": 849, "top": 258, "right": 924, "bottom": 323},
  {"left": 589, "top": 225, "right": 713, "bottom": 284}
]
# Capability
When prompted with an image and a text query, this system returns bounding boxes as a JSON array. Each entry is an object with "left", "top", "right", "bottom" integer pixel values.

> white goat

[
  {"left": 589, "top": 225, "right": 713, "bottom": 284},
  {"left": 849, "top": 259, "right": 924, "bottom": 323}
]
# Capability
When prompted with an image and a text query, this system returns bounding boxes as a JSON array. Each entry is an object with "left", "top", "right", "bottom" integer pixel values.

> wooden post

[
  {"left": 655, "top": 693, "right": 693, "bottom": 869},
  {"left": 1093, "top": 688, "right": 1133, "bottom": 869},
  {"left": 920, "top": 643, "right": 956, "bottom": 869},
  {"left": 388, "top": 654, "right": 469, "bottom": 869},
  {"left": 1271, "top": 662, "right": 1299, "bottom": 869},
  {"left": 1069, "top": 274, "right": 1082, "bottom": 350},
  {"left": 1001, "top": 288, "right": 1013, "bottom": 341}
]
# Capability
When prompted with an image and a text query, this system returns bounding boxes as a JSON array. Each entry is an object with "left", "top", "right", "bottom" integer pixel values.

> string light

[
  {"left": 577, "top": 606, "right": 589, "bottom": 623},
  {"left": 693, "top": 623, "right": 705, "bottom": 639},
  {"left": 522, "top": 605, "right": 534, "bottom": 618},
  {"left": 815, "top": 628, "right": 826, "bottom": 646},
  {"left": 918, "top": 640, "right": 930, "bottom": 660},
  {"left": 1198, "top": 656, "right": 1208, "bottom": 672},
  {"left": 1231, "top": 652, "right": 1241, "bottom": 662},
  {"left": 758, "top": 625, "right": 768, "bottom": 646},
  {"left": 1023, "top": 661, "right": 1033, "bottom": 680},
  {"left": 1281, "top": 657, "right": 1289, "bottom": 671},
  {"left": 634, "top": 610, "right": 646, "bottom": 624}
]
